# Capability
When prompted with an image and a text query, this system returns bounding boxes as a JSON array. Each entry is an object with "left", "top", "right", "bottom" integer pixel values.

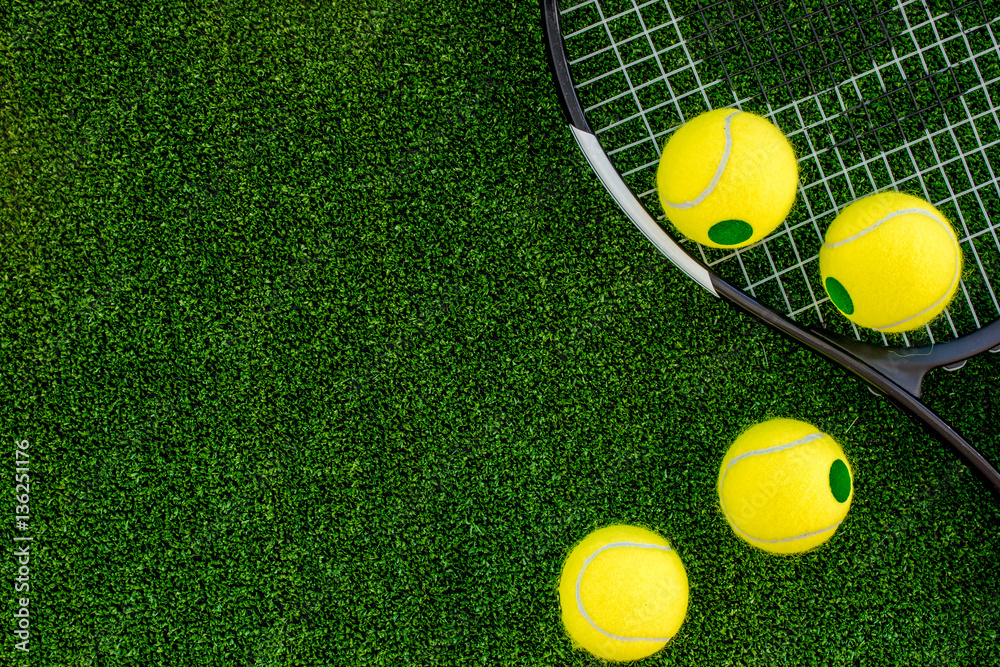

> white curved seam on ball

[
  {"left": 872, "top": 238, "right": 962, "bottom": 331},
  {"left": 718, "top": 432, "right": 836, "bottom": 544},
  {"left": 660, "top": 109, "right": 738, "bottom": 210},
  {"left": 717, "top": 432, "right": 822, "bottom": 528},
  {"left": 822, "top": 208, "right": 944, "bottom": 249},
  {"left": 576, "top": 541, "right": 674, "bottom": 643},
  {"left": 730, "top": 518, "right": 843, "bottom": 545},
  {"left": 720, "top": 432, "right": 823, "bottom": 478},
  {"left": 821, "top": 208, "right": 961, "bottom": 330}
]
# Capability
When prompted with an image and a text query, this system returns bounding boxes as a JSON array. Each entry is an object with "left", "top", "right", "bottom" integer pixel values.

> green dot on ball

[
  {"left": 829, "top": 459, "right": 851, "bottom": 503},
  {"left": 708, "top": 219, "right": 753, "bottom": 245},
  {"left": 825, "top": 277, "right": 855, "bottom": 315}
]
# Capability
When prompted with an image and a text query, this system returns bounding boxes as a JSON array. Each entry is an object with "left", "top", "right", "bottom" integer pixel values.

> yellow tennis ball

[
  {"left": 718, "top": 418, "right": 854, "bottom": 555},
  {"left": 558, "top": 525, "right": 688, "bottom": 662},
  {"left": 819, "top": 192, "right": 963, "bottom": 332},
  {"left": 657, "top": 108, "right": 798, "bottom": 248}
]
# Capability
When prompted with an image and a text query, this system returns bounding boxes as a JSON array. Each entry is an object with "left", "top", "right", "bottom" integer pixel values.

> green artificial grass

[{"left": 2, "top": 0, "right": 999, "bottom": 665}]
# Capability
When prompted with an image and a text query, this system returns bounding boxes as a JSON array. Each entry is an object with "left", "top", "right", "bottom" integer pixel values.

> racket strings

[{"left": 560, "top": 0, "right": 1000, "bottom": 348}]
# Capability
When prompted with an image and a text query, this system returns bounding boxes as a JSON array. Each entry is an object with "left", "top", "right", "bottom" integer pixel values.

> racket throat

[{"left": 806, "top": 328, "right": 933, "bottom": 398}]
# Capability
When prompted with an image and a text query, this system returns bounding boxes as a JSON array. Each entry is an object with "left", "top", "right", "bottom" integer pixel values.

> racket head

[{"left": 543, "top": 0, "right": 1000, "bottom": 389}]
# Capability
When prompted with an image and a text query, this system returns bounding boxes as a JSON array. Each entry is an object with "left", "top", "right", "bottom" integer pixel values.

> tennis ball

[
  {"left": 657, "top": 108, "right": 798, "bottom": 248},
  {"left": 558, "top": 525, "right": 688, "bottom": 662},
  {"left": 819, "top": 192, "right": 963, "bottom": 332},
  {"left": 718, "top": 418, "right": 853, "bottom": 555}
]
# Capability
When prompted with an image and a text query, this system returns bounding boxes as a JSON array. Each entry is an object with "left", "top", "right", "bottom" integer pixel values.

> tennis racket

[{"left": 543, "top": 0, "right": 1000, "bottom": 496}]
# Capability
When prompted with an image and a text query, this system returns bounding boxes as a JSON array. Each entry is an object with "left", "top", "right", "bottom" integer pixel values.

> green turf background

[{"left": 2, "top": 0, "right": 999, "bottom": 665}]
